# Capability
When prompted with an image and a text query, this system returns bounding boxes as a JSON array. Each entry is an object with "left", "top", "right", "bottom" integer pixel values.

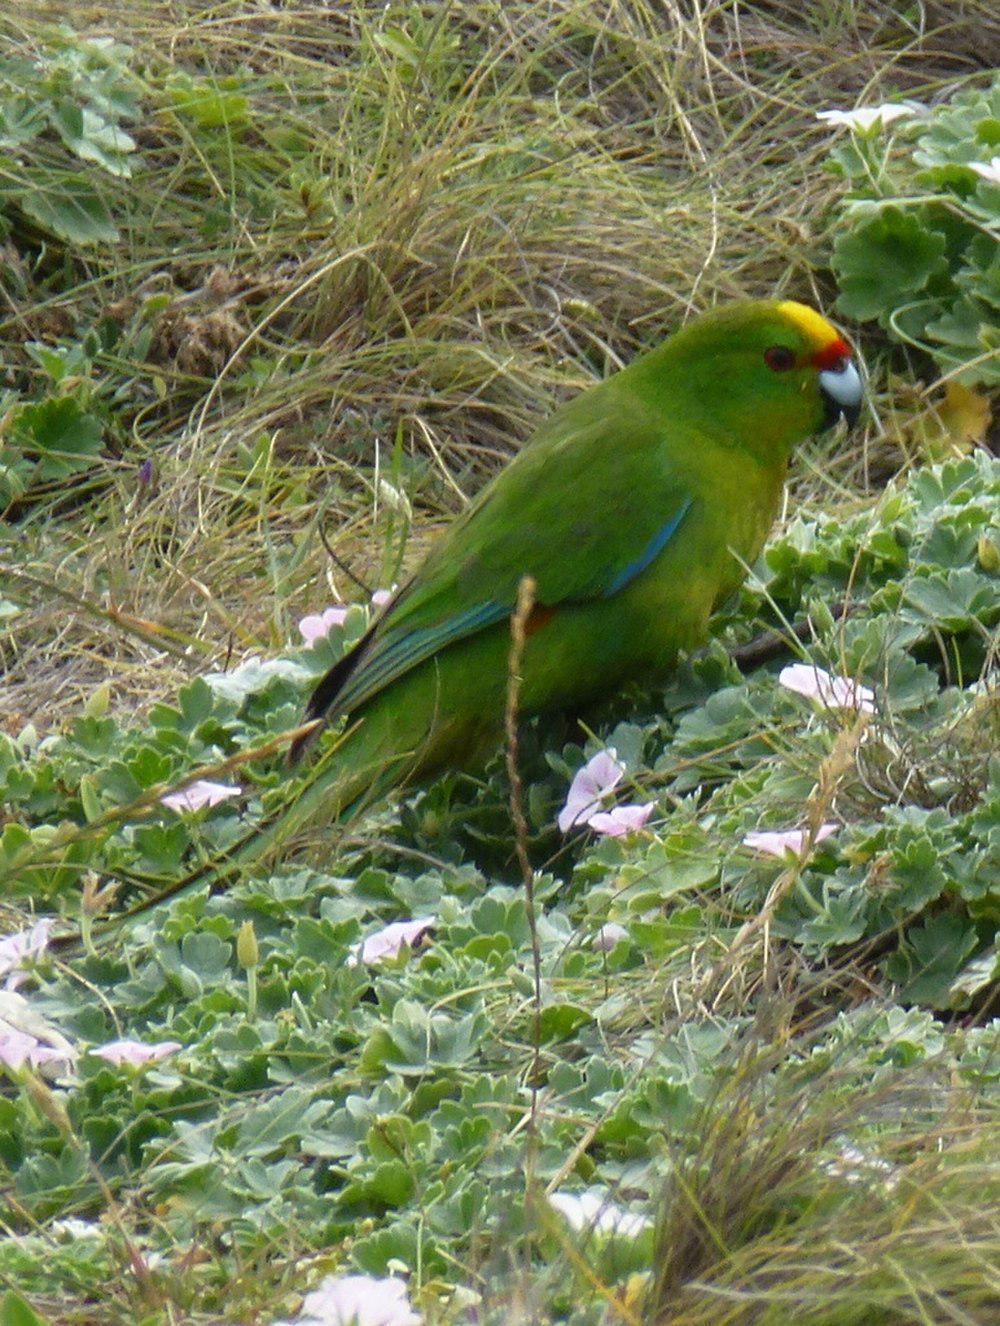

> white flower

[
  {"left": 969, "top": 156, "right": 1000, "bottom": 186},
  {"left": 779, "top": 663, "right": 875, "bottom": 714},
  {"left": 825, "top": 1142, "right": 899, "bottom": 1190},
  {"left": 0, "top": 919, "right": 53, "bottom": 989},
  {"left": 204, "top": 656, "right": 312, "bottom": 703},
  {"left": 160, "top": 780, "right": 241, "bottom": 814},
  {"left": 271, "top": 1272, "right": 421, "bottom": 1326},
  {"left": 549, "top": 1190, "right": 651, "bottom": 1239},
  {"left": 592, "top": 923, "right": 628, "bottom": 952},
  {"left": 816, "top": 103, "right": 917, "bottom": 132},
  {"left": 347, "top": 918, "right": 435, "bottom": 968},
  {"left": 91, "top": 1039, "right": 182, "bottom": 1067},
  {"left": 299, "top": 606, "right": 351, "bottom": 644},
  {"left": 50, "top": 1218, "right": 102, "bottom": 1240},
  {"left": 370, "top": 588, "right": 394, "bottom": 609},
  {"left": 558, "top": 749, "right": 624, "bottom": 833},
  {"left": 742, "top": 825, "right": 838, "bottom": 858},
  {"left": 377, "top": 478, "right": 412, "bottom": 518}
]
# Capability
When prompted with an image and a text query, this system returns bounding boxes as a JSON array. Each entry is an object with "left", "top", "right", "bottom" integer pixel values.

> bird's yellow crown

[{"left": 777, "top": 300, "right": 842, "bottom": 352}]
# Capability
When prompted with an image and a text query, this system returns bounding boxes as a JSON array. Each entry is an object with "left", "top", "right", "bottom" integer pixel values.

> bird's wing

[{"left": 303, "top": 396, "right": 697, "bottom": 727}]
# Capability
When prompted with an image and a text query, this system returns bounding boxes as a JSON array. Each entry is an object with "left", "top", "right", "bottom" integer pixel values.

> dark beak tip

[{"left": 822, "top": 401, "right": 862, "bottom": 433}]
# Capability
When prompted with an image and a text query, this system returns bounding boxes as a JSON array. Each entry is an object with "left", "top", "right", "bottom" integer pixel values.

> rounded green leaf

[{"left": 833, "top": 204, "right": 948, "bottom": 322}]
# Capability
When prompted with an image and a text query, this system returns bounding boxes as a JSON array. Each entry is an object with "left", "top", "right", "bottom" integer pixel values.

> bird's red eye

[{"left": 764, "top": 345, "right": 796, "bottom": 371}]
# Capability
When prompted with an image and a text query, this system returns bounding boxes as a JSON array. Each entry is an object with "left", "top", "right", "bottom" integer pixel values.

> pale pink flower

[
  {"left": 299, "top": 606, "right": 350, "bottom": 644},
  {"left": 588, "top": 802, "right": 656, "bottom": 837},
  {"left": 549, "top": 1190, "right": 651, "bottom": 1239},
  {"left": 592, "top": 923, "right": 628, "bottom": 952},
  {"left": 0, "top": 1025, "right": 67, "bottom": 1072},
  {"left": 271, "top": 1272, "right": 421, "bottom": 1326},
  {"left": 161, "top": 780, "right": 241, "bottom": 814},
  {"left": 742, "top": 824, "right": 838, "bottom": 858},
  {"left": 558, "top": 749, "right": 624, "bottom": 833},
  {"left": 816, "top": 103, "right": 916, "bottom": 132},
  {"left": 0, "top": 991, "right": 75, "bottom": 1076},
  {"left": 779, "top": 663, "right": 875, "bottom": 714},
  {"left": 0, "top": 919, "right": 53, "bottom": 989},
  {"left": 91, "top": 1039, "right": 182, "bottom": 1067},
  {"left": 347, "top": 918, "right": 435, "bottom": 968},
  {"left": 970, "top": 157, "right": 1000, "bottom": 186},
  {"left": 370, "top": 588, "right": 394, "bottom": 609}
]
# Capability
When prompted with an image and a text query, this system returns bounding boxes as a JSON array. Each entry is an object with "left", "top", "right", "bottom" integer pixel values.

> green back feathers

[{"left": 293, "top": 299, "right": 854, "bottom": 756}]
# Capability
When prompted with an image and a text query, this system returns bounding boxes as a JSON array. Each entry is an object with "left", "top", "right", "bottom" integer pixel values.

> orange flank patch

[{"left": 526, "top": 603, "right": 556, "bottom": 636}]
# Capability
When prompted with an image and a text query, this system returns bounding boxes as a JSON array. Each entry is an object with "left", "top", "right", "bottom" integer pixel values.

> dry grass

[
  {"left": 1, "top": 12, "right": 998, "bottom": 1322},
  {"left": 2, "top": 0, "right": 996, "bottom": 733},
  {"left": 648, "top": 1035, "right": 1000, "bottom": 1325}
]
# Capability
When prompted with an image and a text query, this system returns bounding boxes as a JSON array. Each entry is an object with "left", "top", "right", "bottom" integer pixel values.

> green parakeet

[{"left": 286, "top": 299, "right": 862, "bottom": 827}]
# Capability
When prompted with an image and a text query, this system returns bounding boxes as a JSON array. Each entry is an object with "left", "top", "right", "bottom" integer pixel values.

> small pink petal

[
  {"left": 347, "top": 918, "right": 435, "bottom": 968},
  {"left": 370, "top": 588, "right": 394, "bottom": 609},
  {"left": 0, "top": 992, "right": 76, "bottom": 1077},
  {"left": 558, "top": 749, "right": 625, "bottom": 833},
  {"left": 160, "top": 780, "right": 241, "bottom": 814},
  {"left": 588, "top": 802, "right": 656, "bottom": 837},
  {"left": 299, "top": 606, "right": 350, "bottom": 644},
  {"left": 742, "top": 824, "right": 838, "bottom": 858},
  {"left": 28, "top": 1043, "right": 73, "bottom": 1071},
  {"left": 0, "top": 1025, "right": 42, "bottom": 1071},
  {"left": 0, "top": 1025, "right": 73, "bottom": 1074},
  {"left": 779, "top": 664, "right": 875, "bottom": 714},
  {"left": 0, "top": 919, "right": 53, "bottom": 986},
  {"left": 91, "top": 1039, "right": 182, "bottom": 1067},
  {"left": 592, "top": 923, "right": 628, "bottom": 952}
]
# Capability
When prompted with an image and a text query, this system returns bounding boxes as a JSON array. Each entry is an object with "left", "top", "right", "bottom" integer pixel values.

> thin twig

[
  {"left": 702, "top": 715, "right": 869, "bottom": 1006},
  {"left": 730, "top": 601, "right": 851, "bottom": 673},
  {"left": 319, "top": 518, "right": 373, "bottom": 596},
  {"left": 505, "top": 574, "right": 542, "bottom": 1190}
]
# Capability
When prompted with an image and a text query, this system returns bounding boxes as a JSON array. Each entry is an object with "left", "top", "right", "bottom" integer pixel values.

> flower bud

[{"left": 237, "top": 921, "right": 259, "bottom": 971}]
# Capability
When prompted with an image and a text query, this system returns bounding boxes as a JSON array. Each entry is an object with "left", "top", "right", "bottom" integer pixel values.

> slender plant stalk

[{"left": 505, "top": 574, "right": 542, "bottom": 1190}]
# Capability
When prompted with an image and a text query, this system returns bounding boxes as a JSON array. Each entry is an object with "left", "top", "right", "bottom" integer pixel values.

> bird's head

[{"left": 641, "top": 299, "right": 864, "bottom": 463}]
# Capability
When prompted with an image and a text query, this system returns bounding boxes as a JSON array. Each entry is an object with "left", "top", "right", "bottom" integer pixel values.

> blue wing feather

[
  {"left": 334, "top": 599, "right": 507, "bottom": 714},
  {"left": 300, "top": 396, "right": 700, "bottom": 732},
  {"left": 331, "top": 496, "right": 693, "bottom": 718},
  {"left": 602, "top": 497, "right": 694, "bottom": 596}
]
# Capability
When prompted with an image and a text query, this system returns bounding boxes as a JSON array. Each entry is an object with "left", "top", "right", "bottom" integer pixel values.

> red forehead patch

[{"left": 813, "top": 337, "right": 851, "bottom": 370}]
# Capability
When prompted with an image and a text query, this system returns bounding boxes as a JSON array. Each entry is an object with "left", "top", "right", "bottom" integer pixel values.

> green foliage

[
  {"left": 0, "top": 456, "right": 996, "bottom": 1317},
  {"left": 0, "top": 30, "right": 154, "bottom": 509},
  {"left": 0, "top": 29, "right": 138, "bottom": 244},
  {"left": 826, "top": 78, "right": 1000, "bottom": 385},
  {"left": 2, "top": 4, "right": 999, "bottom": 1320},
  {"left": 164, "top": 73, "right": 250, "bottom": 131},
  {"left": 0, "top": 1294, "right": 49, "bottom": 1326}
]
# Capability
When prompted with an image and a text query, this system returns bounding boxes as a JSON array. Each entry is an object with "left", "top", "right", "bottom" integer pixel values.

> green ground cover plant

[
  {"left": 827, "top": 77, "right": 1000, "bottom": 387},
  {"left": 0, "top": 3, "right": 997, "bottom": 1324}
]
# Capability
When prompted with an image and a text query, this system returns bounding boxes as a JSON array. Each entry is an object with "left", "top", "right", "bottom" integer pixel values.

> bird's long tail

[{"left": 99, "top": 655, "right": 482, "bottom": 931}]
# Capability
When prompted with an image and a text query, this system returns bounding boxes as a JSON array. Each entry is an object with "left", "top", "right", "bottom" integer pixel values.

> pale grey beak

[{"left": 819, "top": 358, "right": 863, "bottom": 428}]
